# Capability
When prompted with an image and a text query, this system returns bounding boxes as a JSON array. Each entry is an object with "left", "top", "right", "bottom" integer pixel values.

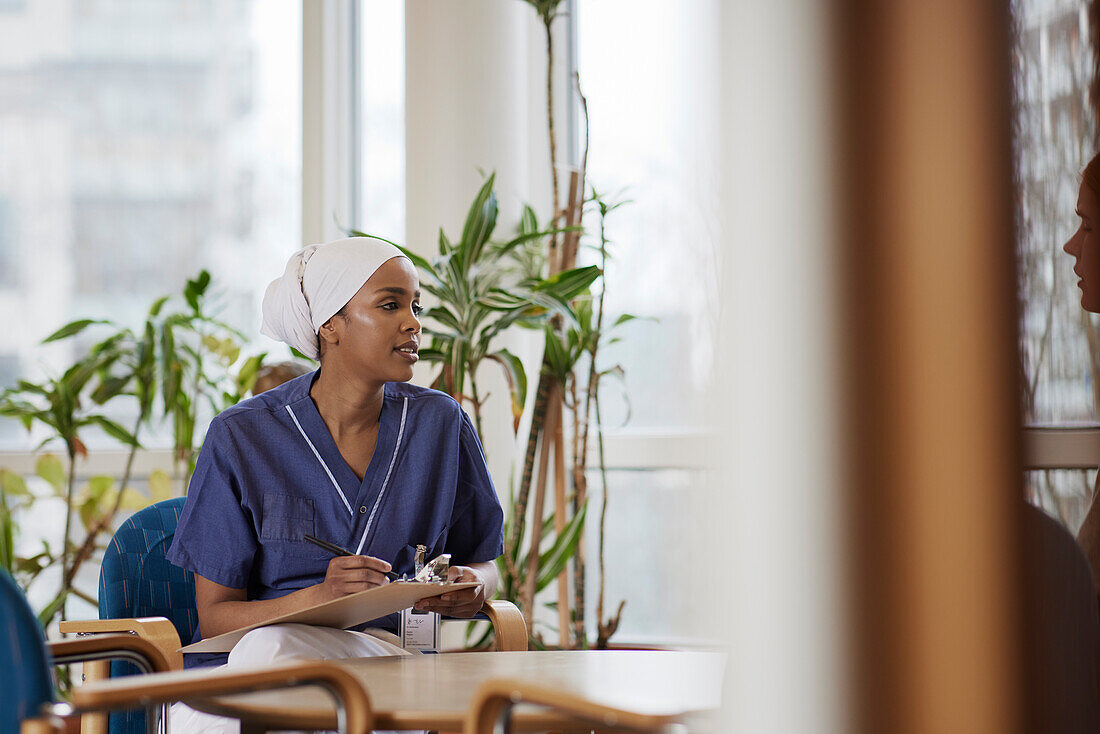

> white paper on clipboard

[{"left": 180, "top": 581, "right": 477, "bottom": 654}]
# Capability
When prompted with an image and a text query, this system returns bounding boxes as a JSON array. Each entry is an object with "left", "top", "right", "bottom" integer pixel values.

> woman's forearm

[
  {"left": 470, "top": 560, "right": 499, "bottom": 598},
  {"left": 198, "top": 584, "right": 325, "bottom": 638},
  {"left": 196, "top": 554, "right": 394, "bottom": 638}
]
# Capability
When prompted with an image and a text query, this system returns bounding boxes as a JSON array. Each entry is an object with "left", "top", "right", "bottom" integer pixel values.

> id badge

[{"left": 400, "top": 606, "right": 440, "bottom": 652}]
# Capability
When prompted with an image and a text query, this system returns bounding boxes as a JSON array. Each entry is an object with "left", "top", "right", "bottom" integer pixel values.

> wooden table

[{"left": 190, "top": 649, "right": 725, "bottom": 732}]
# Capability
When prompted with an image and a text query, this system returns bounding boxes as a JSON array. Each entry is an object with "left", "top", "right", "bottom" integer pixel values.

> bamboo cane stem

[
  {"left": 544, "top": 15, "right": 561, "bottom": 276},
  {"left": 521, "top": 383, "right": 558, "bottom": 628},
  {"left": 552, "top": 389, "right": 570, "bottom": 648},
  {"left": 507, "top": 372, "right": 551, "bottom": 586}
]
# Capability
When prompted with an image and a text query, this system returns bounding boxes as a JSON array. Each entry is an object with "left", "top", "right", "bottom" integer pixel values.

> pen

[{"left": 303, "top": 534, "right": 399, "bottom": 581}]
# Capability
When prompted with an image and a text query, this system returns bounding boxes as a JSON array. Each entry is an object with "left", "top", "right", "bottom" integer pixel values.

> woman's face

[
  {"left": 322, "top": 257, "right": 422, "bottom": 383},
  {"left": 1065, "top": 182, "right": 1100, "bottom": 313}
]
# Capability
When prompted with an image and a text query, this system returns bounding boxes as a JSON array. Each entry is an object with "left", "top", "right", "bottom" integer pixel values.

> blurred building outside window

[
  {"left": 0, "top": 0, "right": 302, "bottom": 619},
  {"left": 0, "top": 0, "right": 302, "bottom": 455}
]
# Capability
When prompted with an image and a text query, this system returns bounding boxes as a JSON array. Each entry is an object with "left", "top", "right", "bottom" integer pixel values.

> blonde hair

[{"left": 252, "top": 361, "right": 311, "bottom": 395}]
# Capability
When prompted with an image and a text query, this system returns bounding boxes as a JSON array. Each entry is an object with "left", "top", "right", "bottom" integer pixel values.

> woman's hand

[
  {"left": 316, "top": 555, "right": 392, "bottom": 602},
  {"left": 414, "top": 564, "right": 491, "bottom": 618}
]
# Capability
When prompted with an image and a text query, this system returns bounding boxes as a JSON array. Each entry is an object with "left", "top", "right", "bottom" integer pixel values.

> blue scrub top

[{"left": 167, "top": 371, "right": 505, "bottom": 667}]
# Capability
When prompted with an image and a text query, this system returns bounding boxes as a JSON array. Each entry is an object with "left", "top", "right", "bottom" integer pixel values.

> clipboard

[{"left": 181, "top": 581, "right": 478, "bottom": 654}]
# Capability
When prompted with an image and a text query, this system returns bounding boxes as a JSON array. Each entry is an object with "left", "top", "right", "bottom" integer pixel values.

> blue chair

[
  {"left": 60, "top": 497, "right": 195, "bottom": 733},
  {"left": 0, "top": 568, "right": 170, "bottom": 733},
  {"left": 98, "top": 497, "right": 197, "bottom": 650},
  {"left": 2, "top": 567, "right": 62, "bottom": 732}
]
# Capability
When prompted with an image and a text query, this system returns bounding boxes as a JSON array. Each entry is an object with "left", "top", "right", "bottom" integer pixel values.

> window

[
  {"left": 0, "top": 0, "right": 302, "bottom": 451},
  {"left": 359, "top": 0, "right": 405, "bottom": 243},
  {"left": 575, "top": 0, "right": 720, "bottom": 435},
  {"left": 0, "top": 197, "right": 15, "bottom": 288},
  {"left": 1014, "top": 0, "right": 1100, "bottom": 526},
  {"left": 575, "top": 0, "right": 719, "bottom": 641}
]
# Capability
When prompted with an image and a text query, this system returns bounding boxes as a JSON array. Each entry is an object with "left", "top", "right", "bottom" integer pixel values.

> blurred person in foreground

[{"left": 1066, "top": 154, "right": 1100, "bottom": 586}]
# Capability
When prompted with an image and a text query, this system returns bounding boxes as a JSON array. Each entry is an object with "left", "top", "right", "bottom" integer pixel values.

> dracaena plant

[
  {"left": 0, "top": 343, "right": 142, "bottom": 622},
  {"left": 351, "top": 173, "right": 599, "bottom": 440},
  {"left": 0, "top": 271, "right": 264, "bottom": 626}
]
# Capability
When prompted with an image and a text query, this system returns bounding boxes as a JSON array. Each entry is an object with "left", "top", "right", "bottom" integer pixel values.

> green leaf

[
  {"left": 478, "top": 289, "right": 527, "bottom": 310},
  {"left": 0, "top": 503, "right": 13, "bottom": 575},
  {"left": 543, "top": 327, "right": 574, "bottom": 382},
  {"left": 121, "top": 486, "right": 152, "bottom": 510},
  {"left": 148, "top": 469, "right": 173, "bottom": 502},
  {"left": 535, "top": 502, "right": 587, "bottom": 593},
  {"left": 235, "top": 354, "right": 266, "bottom": 395},
  {"left": 161, "top": 336, "right": 182, "bottom": 408},
  {"left": 520, "top": 205, "right": 538, "bottom": 236},
  {"left": 148, "top": 295, "right": 170, "bottom": 318},
  {"left": 14, "top": 380, "right": 49, "bottom": 396},
  {"left": 90, "top": 416, "right": 141, "bottom": 447},
  {"left": 289, "top": 346, "right": 317, "bottom": 363},
  {"left": 416, "top": 348, "right": 448, "bottom": 363},
  {"left": 35, "top": 455, "right": 66, "bottom": 494},
  {"left": 460, "top": 174, "right": 498, "bottom": 268},
  {"left": 42, "top": 319, "right": 107, "bottom": 344},
  {"left": 535, "top": 265, "right": 601, "bottom": 300},
  {"left": 424, "top": 304, "right": 463, "bottom": 332},
  {"left": 496, "top": 226, "right": 581, "bottom": 258},
  {"left": 61, "top": 357, "right": 101, "bottom": 396},
  {"left": 185, "top": 270, "right": 212, "bottom": 311},
  {"left": 572, "top": 297, "right": 594, "bottom": 334},
  {"left": 613, "top": 313, "right": 639, "bottom": 328},
  {"left": 90, "top": 374, "right": 132, "bottom": 405},
  {"left": 87, "top": 475, "right": 115, "bottom": 501},
  {"left": 184, "top": 285, "right": 200, "bottom": 312},
  {"left": 486, "top": 349, "right": 527, "bottom": 434},
  {"left": 0, "top": 468, "right": 30, "bottom": 497},
  {"left": 37, "top": 589, "right": 67, "bottom": 628},
  {"left": 77, "top": 475, "right": 116, "bottom": 529}
]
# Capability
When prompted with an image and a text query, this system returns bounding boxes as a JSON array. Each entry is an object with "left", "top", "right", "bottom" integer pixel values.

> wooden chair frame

[
  {"left": 466, "top": 678, "right": 691, "bottom": 734},
  {"left": 60, "top": 600, "right": 525, "bottom": 733},
  {"left": 20, "top": 634, "right": 374, "bottom": 734}
]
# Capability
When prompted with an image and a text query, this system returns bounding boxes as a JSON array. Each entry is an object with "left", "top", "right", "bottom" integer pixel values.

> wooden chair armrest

[
  {"left": 47, "top": 634, "right": 172, "bottom": 674},
  {"left": 59, "top": 617, "right": 183, "bottom": 671},
  {"left": 72, "top": 661, "right": 373, "bottom": 734},
  {"left": 466, "top": 678, "right": 678, "bottom": 734},
  {"left": 480, "top": 599, "right": 527, "bottom": 651}
]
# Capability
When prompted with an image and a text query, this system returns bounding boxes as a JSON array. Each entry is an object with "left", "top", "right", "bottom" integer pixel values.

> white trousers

[{"left": 168, "top": 624, "right": 412, "bottom": 733}]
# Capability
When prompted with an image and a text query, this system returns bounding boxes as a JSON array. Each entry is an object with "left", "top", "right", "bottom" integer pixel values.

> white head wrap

[{"left": 260, "top": 237, "right": 410, "bottom": 360}]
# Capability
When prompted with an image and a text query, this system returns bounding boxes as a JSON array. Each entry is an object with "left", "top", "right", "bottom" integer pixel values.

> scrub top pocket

[{"left": 260, "top": 492, "right": 316, "bottom": 541}]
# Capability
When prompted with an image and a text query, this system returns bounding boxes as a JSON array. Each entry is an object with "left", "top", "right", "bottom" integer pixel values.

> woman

[
  {"left": 1064, "top": 153, "right": 1100, "bottom": 588},
  {"left": 166, "top": 237, "right": 504, "bottom": 730}
]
